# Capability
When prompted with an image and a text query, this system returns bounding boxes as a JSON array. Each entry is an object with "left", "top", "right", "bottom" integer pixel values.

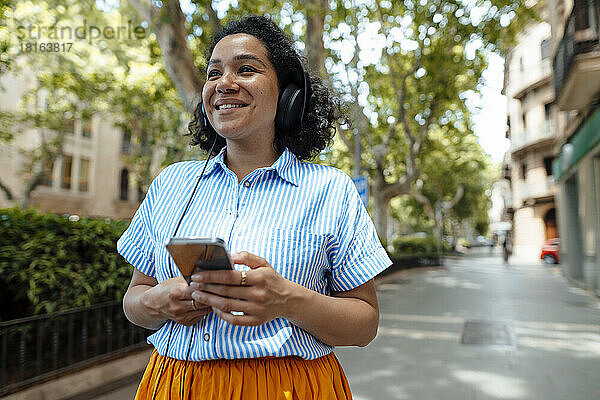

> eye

[
  {"left": 207, "top": 69, "right": 221, "bottom": 79},
  {"left": 239, "top": 65, "right": 257, "bottom": 74}
]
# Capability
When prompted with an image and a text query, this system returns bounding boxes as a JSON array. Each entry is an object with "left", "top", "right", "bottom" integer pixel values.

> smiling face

[{"left": 202, "top": 34, "right": 280, "bottom": 146}]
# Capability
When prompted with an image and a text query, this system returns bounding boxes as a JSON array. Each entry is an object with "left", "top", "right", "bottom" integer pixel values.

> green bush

[
  {"left": 0, "top": 208, "right": 132, "bottom": 318},
  {"left": 390, "top": 235, "right": 451, "bottom": 258}
]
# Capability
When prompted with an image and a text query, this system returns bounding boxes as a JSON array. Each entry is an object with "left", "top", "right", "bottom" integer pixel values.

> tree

[
  {"left": 387, "top": 128, "right": 493, "bottom": 251},
  {"left": 323, "top": 0, "right": 535, "bottom": 242},
  {"left": 410, "top": 125, "right": 492, "bottom": 252},
  {"left": 2, "top": 0, "right": 534, "bottom": 238}
]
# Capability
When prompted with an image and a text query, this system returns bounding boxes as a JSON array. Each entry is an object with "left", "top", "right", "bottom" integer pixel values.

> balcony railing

[
  {"left": 506, "top": 59, "right": 552, "bottom": 98},
  {"left": 553, "top": 0, "right": 600, "bottom": 99},
  {"left": 0, "top": 301, "right": 152, "bottom": 396},
  {"left": 510, "top": 121, "right": 555, "bottom": 152},
  {"left": 519, "top": 176, "right": 556, "bottom": 201}
]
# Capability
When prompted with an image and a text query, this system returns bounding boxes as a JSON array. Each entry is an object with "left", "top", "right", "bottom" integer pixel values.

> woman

[{"left": 118, "top": 16, "right": 391, "bottom": 399}]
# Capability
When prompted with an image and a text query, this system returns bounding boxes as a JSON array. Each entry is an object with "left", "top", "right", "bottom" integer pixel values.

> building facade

[
  {"left": 503, "top": 13, "right": 559, "bottom": 262},
  {"left": 550, "top": 0, "right": 600, "bottom": 293},
  {"left": 0, "top": 71, "right": 153, "bottom": 219}
]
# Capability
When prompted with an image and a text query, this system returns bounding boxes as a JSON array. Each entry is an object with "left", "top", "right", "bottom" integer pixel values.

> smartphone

[{"left": 166, "top": 237, "right": 233, "bottom": 284}]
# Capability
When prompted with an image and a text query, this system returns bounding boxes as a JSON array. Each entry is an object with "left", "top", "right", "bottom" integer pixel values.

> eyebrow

[{"left": 207, "top": 54, "right": 268, "bottom": 68}]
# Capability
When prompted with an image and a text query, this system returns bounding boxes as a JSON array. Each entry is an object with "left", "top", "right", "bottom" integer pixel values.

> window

[
  {"left": 78, "top": 158, "right": 89, "bottom": 192},
  {"left": 521, "top": 163, "right": 527, "bottom": 180},
  {"left": 82, "top": 118, "right": 92, "bottom": 138},
  {"left": 540, "top": 38, "right": 551, "bottom": 60},
  {"left": 42, "top": 159, "right": 54, "bottom": 187},
  {"left": 65, "top": 119, "right": 75, "bottom": 135},
  {"left": 61, "top": 155, "right": 73, "bottom": 189},
  {"left": 544, "top": 157, "right": 554, "bottom": 176},
  {"left": 544, "top": 103, "right": 553, "bottom": 121},
  {"left": 120, "top": 169, "right": 129, "bottom": 201},
  {"left": 140, "top": 131, "right": 151, "bottom": 155},
  {"left": 122, "top": 129, "right": 132, "bottom": 154},
  {"left": 574, "top": 0, "right": 591, "bottom": 30}
]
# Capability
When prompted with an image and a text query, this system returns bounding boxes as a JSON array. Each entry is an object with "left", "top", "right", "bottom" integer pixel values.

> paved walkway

[
  {"left": 95, "top": 251, "right": 600, "bottom": 399},
  {"left": 337, "top": 252, "right": 600, "bottom": 399}
]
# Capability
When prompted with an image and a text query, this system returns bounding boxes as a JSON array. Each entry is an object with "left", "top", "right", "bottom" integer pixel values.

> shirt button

[
  {"left": 203, "top": 333, "right": 210, "bottom": 342},
  {"left": 243, "top": 181, "right": 251, "bottom": 188}
]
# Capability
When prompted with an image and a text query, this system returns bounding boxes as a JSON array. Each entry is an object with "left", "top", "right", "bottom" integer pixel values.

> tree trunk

[
  {"left": 154, "top": 4, "right": 204, "bottom": 112},
  {"left": 0, "top": 179, "right": 14, "bottom": 202},
  {"left": 372, "top": 190, "right": 389, "bottom": 246},
  {"left": 433, "top": 216, "right": 442, "bottom": 254},
  {"left": 372, "top": 171, "right": 392, "bottom": 244},
  {"left": 127, "top": 0, "right": 204, "bottom": 113},
  {"left": 304, "top": 0, "right": 328, "bottom": 77}
]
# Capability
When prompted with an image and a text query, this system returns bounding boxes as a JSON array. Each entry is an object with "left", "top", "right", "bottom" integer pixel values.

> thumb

[{"left": 231, "top": 251, "right": 271, "bottom": 270}]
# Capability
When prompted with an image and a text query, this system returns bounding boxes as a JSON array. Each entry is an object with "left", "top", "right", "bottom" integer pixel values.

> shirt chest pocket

[{"left": 234, "top": 229, "right": 330, "bottom": 291}]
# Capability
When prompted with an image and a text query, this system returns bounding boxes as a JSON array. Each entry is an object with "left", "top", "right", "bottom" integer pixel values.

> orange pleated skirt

[{"left": 135, "top": 349, "right": 353, "bottom": 399}]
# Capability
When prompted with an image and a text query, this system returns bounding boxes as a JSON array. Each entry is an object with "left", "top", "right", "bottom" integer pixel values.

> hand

[
  {"left": 142, "top": 276, "right": 211, "bottom": 326},
  {"left": 190, "top": 251, "right": 295, "bottom": 326}
]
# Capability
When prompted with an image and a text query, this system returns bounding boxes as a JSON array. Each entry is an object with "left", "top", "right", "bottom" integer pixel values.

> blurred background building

[
  {"left": 502, "top": 4, "right": 559, "bottom": 262},
  {"left": 550, "top": 0, "right": 600, "bottom": 294},
  {"left": 0, "top": 71, "right": 153, "bottom": 219}
]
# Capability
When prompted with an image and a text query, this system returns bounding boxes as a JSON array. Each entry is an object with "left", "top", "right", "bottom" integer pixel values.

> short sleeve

[
  {"left": 116, "top": 173, "right": 161, "bottom": 277},
  {"left": 328, "top": 176, "right": 392, "bottom": 292}
]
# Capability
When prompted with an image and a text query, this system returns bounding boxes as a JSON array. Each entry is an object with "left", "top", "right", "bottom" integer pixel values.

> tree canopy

[{"left": 0, "top": 0, "right": 536, "bottom": 240}]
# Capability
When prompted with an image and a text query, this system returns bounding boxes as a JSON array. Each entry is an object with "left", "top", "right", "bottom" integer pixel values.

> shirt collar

[
  {"left": 268, "top": 147, "right": 300, "bottom": 186},
  {"left": 196, "top": 146, "right": 300, "bottom": 187},
  {"left": 196, "top": 146, "right": 227, "bottom": 177}
]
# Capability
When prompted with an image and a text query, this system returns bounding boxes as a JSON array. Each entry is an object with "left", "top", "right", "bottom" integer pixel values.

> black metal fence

[{"left": 0, "top": 301, "right": 152, "bottom": 396}]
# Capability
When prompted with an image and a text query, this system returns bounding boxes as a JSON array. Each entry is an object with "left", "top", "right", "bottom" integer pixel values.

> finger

[
  {"left": 231, "top": 251, "right": 270, "bottom": 269},
  {"left": 192, "top": 290, "right": 253, "bottom": 314},
  {"left": 167, "top": 281, "right": 195, "bottom": 301},
  {"left": 191, "top": 270, "right": 244, "bottom": 285},
  {"left": 178, "top": 308, "right": 211, "bottom": 318},
  {"left": 211, "top": 307, "right": 262, "bottom": 326},
  {"left": 191, "top": 282, "right": 255, "bottom": 300},
  {"left": 170, "top": 298, "right": 209, "bottom": 315},
  {"left": 175, "top": 310, "right": 211, "bottom": 326}
]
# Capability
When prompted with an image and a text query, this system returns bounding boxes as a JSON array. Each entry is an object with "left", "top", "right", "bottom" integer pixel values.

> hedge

[
  {"left": 389, "top": 235, "right": 451, "bottom": 258},
  {"left": 0, "top": 208, "right": 131, "bottom": 319}
]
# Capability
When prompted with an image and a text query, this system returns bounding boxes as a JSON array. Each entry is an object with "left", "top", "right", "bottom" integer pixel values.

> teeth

[{"left": 218, "top": 104, "right": 245, "bottom": 110}]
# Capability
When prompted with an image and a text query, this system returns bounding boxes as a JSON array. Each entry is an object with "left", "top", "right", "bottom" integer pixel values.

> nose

[{"left": 215, "top": 72, "right": 238, "bottom": 94}]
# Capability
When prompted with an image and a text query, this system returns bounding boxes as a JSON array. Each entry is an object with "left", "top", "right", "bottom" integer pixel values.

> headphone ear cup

[{"left": 276, "top": 83, "right": 303, "bottom": 130}]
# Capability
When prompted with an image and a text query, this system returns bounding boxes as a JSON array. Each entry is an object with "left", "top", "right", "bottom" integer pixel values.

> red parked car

[{"left": 540, "top": 238, "right": 560, "bottom": 264}]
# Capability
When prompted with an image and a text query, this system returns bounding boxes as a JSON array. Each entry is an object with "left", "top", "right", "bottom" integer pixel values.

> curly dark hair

[{"left": 187, "top": 15, "right": 345, "bottom": 161}]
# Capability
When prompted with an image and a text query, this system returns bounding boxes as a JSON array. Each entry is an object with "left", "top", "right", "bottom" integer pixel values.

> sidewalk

[{"left": 336, "top": 252, "right": 600, "bottom": 399}]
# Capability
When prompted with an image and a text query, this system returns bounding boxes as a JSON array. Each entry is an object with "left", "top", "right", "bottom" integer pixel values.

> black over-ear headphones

[
  {"left": 201, "top": 56, "right": 311, "bottom": 132},
  {"left": 275, "top": 59, "right": 311, "bottom": 130}
]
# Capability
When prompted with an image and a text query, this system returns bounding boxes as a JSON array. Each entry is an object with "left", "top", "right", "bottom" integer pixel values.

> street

[{"left": 96, "top": 250, "right": 600, "bottom": 400}]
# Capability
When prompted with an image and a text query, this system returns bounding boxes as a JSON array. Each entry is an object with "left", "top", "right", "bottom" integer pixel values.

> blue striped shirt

[{"left": 117, "top": 146, "right": 391, "bottom": 361}]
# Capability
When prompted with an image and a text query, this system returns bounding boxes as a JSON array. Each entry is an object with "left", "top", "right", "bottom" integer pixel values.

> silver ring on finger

[{"left": 191, "top": 299, "right": 197, "bottom": 310}]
